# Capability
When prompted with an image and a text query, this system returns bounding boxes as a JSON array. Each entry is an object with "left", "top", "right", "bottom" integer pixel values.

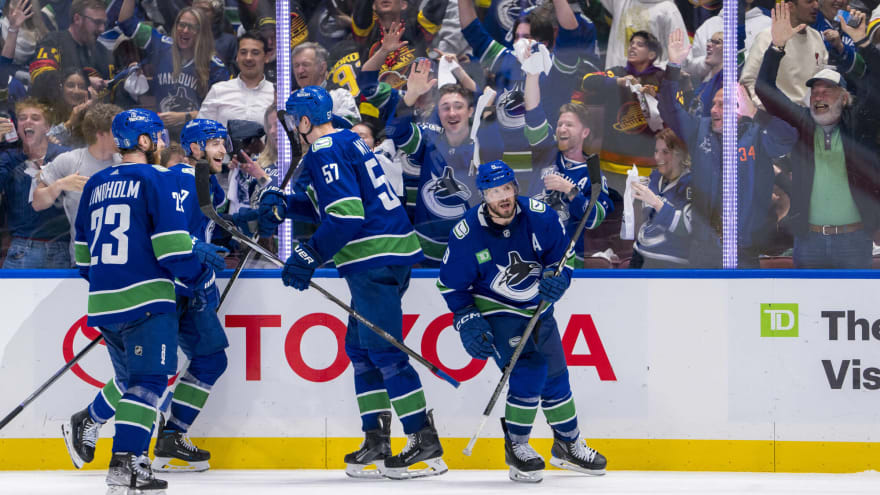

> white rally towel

[
  {"left": 620, "top": 164, "right": 640, "bottom": 240},
  {"left": 469, "top": 87, "right": 497, "bottom": 175}
]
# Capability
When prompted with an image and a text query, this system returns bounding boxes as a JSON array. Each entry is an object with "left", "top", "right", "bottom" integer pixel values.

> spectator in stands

[
  {"left": 630, "top": 128, "right": 692, "bottom": 268},
  {"left": 29, "top": 0, "right": 113, "bottom": 99},
  {"left": 193, "top": 0, "right": 238, "bottom": 68},
  {"left": 39, "top": 68, "right": 91, "bottom": 147},
  {"left": 660, "top": 28, "right": 797, "bottom": 268},
  {"left": 687, "top": 31, "right": 723, "bottom": 118},
  {"left": 351, "top": 0, "right": 446, "bottom": 88},
  {"left": 740, "top": 0, "right": 830, "bottom": 109},
  {"left": 160, "top": 142, "right": 187, "bottom": 167},
  {"left": 1, "top": 0, "right": 47, "bottom": 83},
  {"left": 602, "top": 0, "right": 687, "bottom": 68},
  {"left": 0, "top": 98, "right": 71, "bottom": 268},
  {"left": 579, "top": 31, "right": 665, "bottom": 205},
  {"left": 32, "top": 103, "right": 121, "bottom": 259},
  {"left": 686, "top": 3, "right": 771, "bottom": 77},
  {"left": 197, "top": 31, "right": 274, "bottom": 128},
  {"left": 118, "top": 6, "right": 230, "bottom": 137},
  {"left": 755, "top": 5, "right": 880, "bottom": 268},
  {"left": 523, "top": 52, "right": 613, "bottom": 267},
  {"left": 292, "top": 42, "right": 360, "bottom": 124},
  {"left": 812, "top": 0, "right": 861, "bottom": 75}
]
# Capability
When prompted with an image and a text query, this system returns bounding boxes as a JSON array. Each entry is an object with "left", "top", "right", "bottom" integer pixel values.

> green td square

[
  {"left": 475, "top": 249, "right": 492, "bottom": 264},
  {"left": 760, "top": 303, "right": 798, "bottom": 337}
]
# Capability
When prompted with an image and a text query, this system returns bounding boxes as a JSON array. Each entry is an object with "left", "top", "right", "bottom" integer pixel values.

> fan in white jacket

[
  {"left": 601, "top": 0, "right": 686, "bottom": 69},
  {"left": 684, "top": 7, "right": 771, "bottom": 79}
]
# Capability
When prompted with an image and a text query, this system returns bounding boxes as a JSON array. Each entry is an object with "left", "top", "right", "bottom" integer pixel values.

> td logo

[{"left": 761, "top": 303, "right": 798, "bottom": 337}]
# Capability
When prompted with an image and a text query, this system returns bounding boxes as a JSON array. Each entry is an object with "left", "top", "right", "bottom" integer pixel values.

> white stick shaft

[{"left": 462, "top": 414, "right": 490, "bottom": 456}]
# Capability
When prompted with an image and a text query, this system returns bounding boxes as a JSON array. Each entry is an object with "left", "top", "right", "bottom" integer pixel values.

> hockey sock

[
  {"left": 112, "top": 376, "right": 164, "bottom": 454},
  {"left": 542, "top": 394, "right": 579, "bottom": 441},
  {"left": 88, "top": 378, "right": 125, "bottom": 424},
  {"left": 372, "top": 350, "right": 426, "bottom": 434},
  {"left": 353, "top": 368, "right": 391, "bottom": 432},
  {"left": 504, "top": 395, "right": 539, "bottom": 444},
  {"left": 166, "top": 372, "right": 214, "bottom": 433}
]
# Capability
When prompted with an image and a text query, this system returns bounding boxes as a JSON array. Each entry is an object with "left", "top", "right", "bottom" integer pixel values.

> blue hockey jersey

[
  {"left": 633, "top": 170, "right": 693, "bottom": 265},
  {"left": 282, "top": 129, "right": 423, "bottom": 275},
  {"left": 437, "top": 196, "right": 574, "bottom": 317},
  {"left": 74, "top": 163, "right": 205, "bottom": 326},
  {"left": 387, "top": 111, "right": 504, "bottom": 264},
  {"left": 168, "top": 163, "right": 226, "bottom": 242}
]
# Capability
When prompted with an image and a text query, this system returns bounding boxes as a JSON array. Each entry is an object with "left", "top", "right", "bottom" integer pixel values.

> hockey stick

[
  {"left": 0, "top": 333, "right": 104, "bottom": 430},
  {"left": 462, "top": 156, "right": 603, "bottom": 456},
  {"left": 218, "top": 110, "right": 304, "bottom": 307},
  {"left": 194, "top": 160, "right": 460, "bottom": 388}
]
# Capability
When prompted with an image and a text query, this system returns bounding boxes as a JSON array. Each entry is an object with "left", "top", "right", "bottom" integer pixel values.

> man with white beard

[{"left": 755, "top": 4, "right": 880, "bottom": 268}]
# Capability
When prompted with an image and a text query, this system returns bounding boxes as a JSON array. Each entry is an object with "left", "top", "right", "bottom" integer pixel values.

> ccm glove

[
  {"left": 282, "top": 242, "right": 321, "bottom": 291},
  {"left": 190, "top": 264, "right": 219, "bottom": 312},
  {"left": 453, "top": 306, "right": 495, "bottom": 359},
  {"left": 538, "top": 268, "right": 571, "bottom": 303},
  {"left": 192, "top": 239, "right": 228, "bottom": 274},
  {"left": 257, "top": 186, "right": 287, "bottom": 226}
]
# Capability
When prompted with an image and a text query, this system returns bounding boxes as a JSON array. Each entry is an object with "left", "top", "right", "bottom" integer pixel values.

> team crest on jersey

[
  {"left": 491, "top": 251, "right": 541, "bottom": 302},
  {"left": 421, "top": 166, "right": 472, "bottom": 219},
  {"left": 495, "top": 82, "right": 526, "bottom": 129}
]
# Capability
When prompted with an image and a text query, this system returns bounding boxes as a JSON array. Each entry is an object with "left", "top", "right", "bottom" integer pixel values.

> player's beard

[
  {"left": 486, "top": 198, "right": 515, "bottom": 221},
  {"left": 144, "top": 142, "right": 160, "bottom": 165}
]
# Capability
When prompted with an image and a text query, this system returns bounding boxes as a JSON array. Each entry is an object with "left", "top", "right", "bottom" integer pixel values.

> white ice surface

[{"left": 1, "top": 470, "right": 879, "bottom": 495}]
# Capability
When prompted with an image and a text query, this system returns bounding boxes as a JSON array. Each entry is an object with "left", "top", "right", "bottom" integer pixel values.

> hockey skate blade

[
  {"left": 106, "top": 487, "right": 167, "bottom": 495},
  {"left": 60, "top": 423, "right": 85, "bottom": 469},
  {"left": 549, "top": 456, "right": 606, "bottom": 476},
  {"left": 151, "top": 456, "right": 210, "bottom": 473},
  {"left": 382, "top": 457, "right": 448, "bottom": 480},
  {"left": 345, "top": 462, "right": 387, "bottom": 479},
  {"left": 509, "top": 466, "right": 543, "bottom": 483}
]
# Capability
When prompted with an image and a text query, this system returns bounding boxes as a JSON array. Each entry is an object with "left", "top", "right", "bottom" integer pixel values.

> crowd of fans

[{"left": 1, "top": 0, "right": 879, "bottom": 270}]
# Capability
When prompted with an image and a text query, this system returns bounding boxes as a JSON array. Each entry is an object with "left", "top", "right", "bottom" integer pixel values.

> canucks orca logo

[
  {"left": 421, "top": 166, "right": 472, "bottom": 219},
  {"left": 490, "top": 251, "right": 541, "bottom": 302},
  {"left": 495, "top": 81, "right": 526, "bottom": 129},
  {"left": 160, "top": 86, "right": 197, "bottom": 113}
]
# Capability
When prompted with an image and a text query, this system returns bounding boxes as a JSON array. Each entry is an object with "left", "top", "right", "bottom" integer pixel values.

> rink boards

[{"left": 0, "top": 269, "right": 878, "bottom": 473}]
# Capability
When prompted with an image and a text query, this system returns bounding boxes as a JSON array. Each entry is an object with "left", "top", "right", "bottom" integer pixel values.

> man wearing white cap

[{"left": 755, "top": 4, "right": 880, "bottom": 268}]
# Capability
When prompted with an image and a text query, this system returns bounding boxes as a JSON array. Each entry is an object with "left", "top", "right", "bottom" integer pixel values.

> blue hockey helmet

[
  {"left": 285, "top": 85, "right": 333, "bottom": 127},
  {"left": 476, "top": 160, "right": 517, "bottom": 191},
  {"left": 181, "top": 118, "right": 229, "bottom": 156},
  {"left": 112, "top": 109, "right": 166, "bottom": 150}
]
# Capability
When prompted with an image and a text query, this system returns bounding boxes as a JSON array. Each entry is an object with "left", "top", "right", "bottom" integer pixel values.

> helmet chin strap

[{"left": 299, "top": 118, "right": 314, "bottom": 146}]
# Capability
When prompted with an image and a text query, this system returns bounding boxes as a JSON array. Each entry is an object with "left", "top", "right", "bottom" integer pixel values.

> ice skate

[
  {"left": 549, "top": 437, "right": 607, "bottom": 475},
  {"left": 61, "top": 408, "right": 101, "bottom": 469},
  {"left": 151, "top": 416, "right": 210, "bottom": 472},
  {"left": 106, "top": 452, "right": 167, "bottom": 494},
  {"left": 501, "top": 418, "right": 544, "bottom": 482},
  {"left": 344, "top": 411, "right": 392, "bottom": 479},
  {"left": 382, "top": 410, "right": 448, "bottom": 480}
]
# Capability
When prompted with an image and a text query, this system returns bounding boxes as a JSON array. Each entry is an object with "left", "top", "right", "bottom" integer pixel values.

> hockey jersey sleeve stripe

[
  {"left": 151, "top": 231, "right": 194, "bottom": 260},
  {"left": 325, "top": 197, "right": 366, "bottom": 219},
  {"left": 479, "top": 40, "right": 506, "bottom": 71},
  {"left": 398, "top": 123, "right": 423, "bottom": 155},
  {"left": 74, "top": 242, "right": 90, "bottom": 266},
  {"left": 474, "top": 294, "right": 546, "bottom": 318},
  {"left": 436, "top": 280, "right": 454, "bottom": 293},
  {"left": 415, "top": 230, "right": 447, "bottom": 262},
  {"left": 524, "top": 121, "right": 551, "bottom": 147},
  {"left": 552, "top": 53, "right": 579, "bottom": 75},
  {"left": 87, "top": 279, "right": 176, "bottom": 317},
  {"left": 333, "top": 231, "right": 421, "bottom": 268}
]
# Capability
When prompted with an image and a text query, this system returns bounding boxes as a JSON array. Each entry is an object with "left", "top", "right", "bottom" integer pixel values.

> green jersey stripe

[
  {"left": 116, "top": 399, "right": 156, "bottom": 431},
  {"left": 416, "top": 231, "right": 447, "bottom": 261},
  {"left": 88, "top": 279, "right": 176, "bottom": 316},
  {"left": 325, "top": 197, "right": 365, "bottom": 219},
  {"left": 480, "top": 40, "right": 505, "bottom": 70},
  {"left": 75, "top": 242, "right": 90, "bottom": 265},
  {"left": 399, "top": 123, "right": 423, "bottom": 155},
  {"left": 543, "top": 398, "right": 577, "bottom": 425},
  {"left": 100, "top": 379, "right": 124, "bottom": 410},
  {"left": 524, "top": 121, "right": 550, "bottom": 146},
  {"left": 151, "top": 231, "right": 192, "bottom": 260},
  {"left": 333, "top": 232, "right": 422, "bottom": 267}
]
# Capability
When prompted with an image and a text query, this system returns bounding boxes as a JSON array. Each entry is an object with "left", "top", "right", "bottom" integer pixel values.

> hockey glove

[
  {"left": 192, "top": 239, "right": 228, "bottom": 274},
  {"left": 225, "top": 208, "right": 257, "bottom": 237},
  {"left": 538, "top": 268, "right": 571, "bottom": 303},
  {"left": 257, "top": 186, "right": 287, "bottom": 226},
  {"left": 282, "top": 242, "right": 321, "bottom": 291},
  {"left": 190, "top": 264, "right": 219, "bottom": 312},
  {"left": 453, "top": 306, "right": 495, "bottom": 360}
]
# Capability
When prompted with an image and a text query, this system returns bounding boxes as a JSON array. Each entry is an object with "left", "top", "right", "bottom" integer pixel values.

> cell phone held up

[{"left": 836, "top": 9, "right": 860, "bottom": 29}]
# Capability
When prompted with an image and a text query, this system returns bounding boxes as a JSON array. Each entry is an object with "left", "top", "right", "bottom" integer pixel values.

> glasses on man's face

[
  {"left": 82, "top": 14, "right": 107, "bottom": 28},
  {"left": 177, "top": 21, "right": 200, "bottom": 33}
]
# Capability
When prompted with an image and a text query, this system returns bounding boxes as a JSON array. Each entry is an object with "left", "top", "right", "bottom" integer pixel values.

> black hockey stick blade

[
  {"left": 0, "top": 334, "right": 104, "bottom": 430},
  {"left": 463, "top": 157, "right": 603, "bottom": 455},
  {"left": 194, "top": 160, "right": 459, "bottom": 388}
]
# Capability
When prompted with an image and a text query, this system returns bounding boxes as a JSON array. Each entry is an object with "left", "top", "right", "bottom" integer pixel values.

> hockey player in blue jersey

[
  {"left": 146, "top": 118, "right": 232, "bottom": 472},
  {"left": 437, "top": 160, "right": 607, "bottom": 483},
  {"left": 64, "top": 108, "right": 218, "bottom": 493},
  {"left": 259, "top": 86, "right": 447, "bottom": 479},
  {"left": 522, "top": 56, "right": 613, "bottom": 266}
]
